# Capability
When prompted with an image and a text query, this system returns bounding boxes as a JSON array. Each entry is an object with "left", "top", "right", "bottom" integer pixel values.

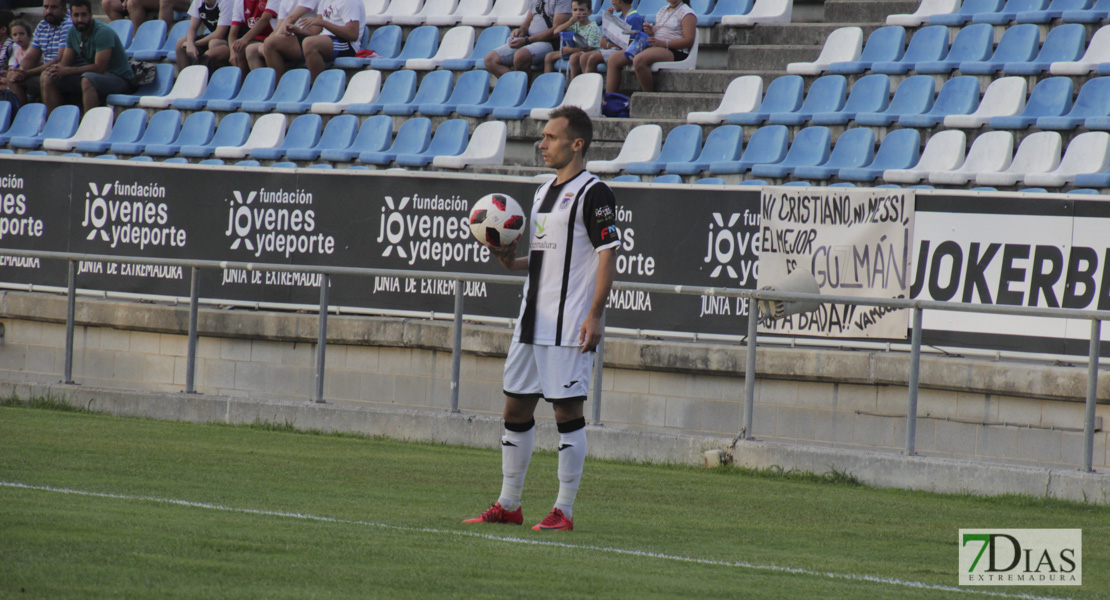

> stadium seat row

[
  {"left": 0, "top": 105, "right": 507, "bottom": 167},
  {"left": 589, "top": 122, "right": 1110, "bottom": 189},
  {"left": 888, "top": 0, "right": 1110, "bottom": 27},
  {"left": 789, "top": 23, "right": 1104, "bottom": 77},
  {"left": 688, "top": 73, "right": 1110, "bottom": 132}
]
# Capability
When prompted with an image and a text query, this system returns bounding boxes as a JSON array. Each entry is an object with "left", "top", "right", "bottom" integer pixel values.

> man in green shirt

[{"left": 41, "top": 0, "right": 133, "bottom": 114}]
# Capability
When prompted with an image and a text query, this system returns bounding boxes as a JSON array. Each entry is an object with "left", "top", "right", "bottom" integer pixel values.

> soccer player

[{"left": 463, "top": 106, "right": 620, "bottom": 532}]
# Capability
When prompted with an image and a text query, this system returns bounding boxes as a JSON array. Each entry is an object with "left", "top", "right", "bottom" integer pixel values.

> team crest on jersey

[{"left": 559, "top": 192, "right": 574, "bottom": 209}]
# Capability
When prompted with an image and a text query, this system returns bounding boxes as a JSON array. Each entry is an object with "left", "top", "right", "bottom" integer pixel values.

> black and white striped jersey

[{"left": 514, "top": 170, "right": 621, "bottom": 347}]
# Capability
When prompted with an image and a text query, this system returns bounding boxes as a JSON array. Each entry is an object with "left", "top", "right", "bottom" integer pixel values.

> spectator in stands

[
  {"left": 5, "top": 20, "right": 32, "bottom": 72},
  {"left": 7, "top": 0, "right": 72, "bottom": 105},
  {"left": 103, "top": 0, "right": 129, "bottom": 22},
  {"left": 484, "top": 0, "right": 571, "bottom": 77},
  {"left": 572, "top": 0, "right": 641, "bottom": 78},
  {"left": 249, "top": 0, "right": 297, "bottom": 71},
  {"left": 125, "top": 0, "right": 193, "bottom": 31},
  {"left": 41, "top": 0, "right": 134, "bottom": 114},
  {"left": 176, "top": 0, "right": 235, "bottom": 72},
  {"left": 0, "top": 12, "right": 15, "bottom": 70},
  {"left": 604, "top": 0, "right": 695, "bottom": 94},
  {"left": 227, "top": 0, "right": 275, "bottom": 75},
  {"left": 262, "top": 0, "right": 363, "bottom": 82},
  {"left": 543, "top": 0, "right": 599, "bottom": 74}
]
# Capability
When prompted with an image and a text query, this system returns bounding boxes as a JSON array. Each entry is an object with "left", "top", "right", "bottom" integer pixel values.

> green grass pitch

[{"left": 1, "top": 403, "right": 1106, "bottom": 599}]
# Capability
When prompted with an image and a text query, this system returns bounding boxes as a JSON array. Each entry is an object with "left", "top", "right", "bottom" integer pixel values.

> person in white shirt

[
  {"left": 604, "top": 0, "right": 695, "bottom": 94},
  {"left": 261, "top": 0, "right": 362, "bottom": 81},
  {"left": 462, "top": 106, "right": 619, "bottom": 533}
]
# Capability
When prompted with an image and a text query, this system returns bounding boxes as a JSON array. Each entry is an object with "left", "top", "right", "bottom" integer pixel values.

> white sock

[
  {"left": 554, "top": 421, "right": 587, "bottom": 519},
  {"left": 497, "top": 420, "right": 534, "bottom": 512}
]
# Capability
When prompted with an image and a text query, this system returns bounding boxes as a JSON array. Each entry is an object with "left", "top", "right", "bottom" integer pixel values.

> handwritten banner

[{"left": 757, "top": 186, "right": 915, "bottom": 338}]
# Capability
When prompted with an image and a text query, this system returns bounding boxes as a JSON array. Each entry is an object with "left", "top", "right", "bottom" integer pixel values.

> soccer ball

[{"left": 469, "top": 193, "right": 526, "bottom": 249}]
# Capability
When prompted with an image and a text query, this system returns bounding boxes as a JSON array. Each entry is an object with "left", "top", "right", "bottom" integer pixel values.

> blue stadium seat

[
  {"left": 811, "top": 73, "right": 890, "bottom": 125},
  {"left": 420, "top": 70, "right": 490, "bottom": 116},
  {"left": 838, "top": 129, "right": 921, "bottom": 181},
  {"left": 243, "top": 69, "right": 310, "bottom": 112},
  {"left": 359, "top": 117, "right": 432, "bottom": 165},
  {"left": 768, "top": 75, "right": 847, "bottom": 125},
  {"left": 990, "top": 77, "right": 1072, "bottom": 129},
  {"left": 728, "top": 75, "right": 803, "bottom": 125},
  {"left": 347, "top": 70, "right": 417, "bottom": 115},
  {"left": 206, "top": 68, "right": 277, "bottom": 112},
  {"left": 0, "top": 103, "right": 12, "bottom": 136},
  {"left": 134, "top": 19, "right": 190, "bottom": 61},
  {"left": 93, "top": 154, "right": 119, "bottom": 159},
  {"left": 10, "top": 105, "right": 78, "bottom": 149},
  {"left": 383, "top": 69, "right": 453, "bottom": 116},
  {"left": 271, "top": 161, "right": 298, "bottom": 168},
  {"left": 737, "top": 180, "right": 768, "bottom": 186},
  {"left": 751, "top": 126, "right": 833, "bottom": 178},
  {"left": 666, "top": 125, "right": 743, "bottom": 175},
  {"left": 958, "top": 23, "right": 1039, "bottom": 74},
  {"left": 320, "top": 115, "right": 393, "bottom": 162},
  {"left": 1060, "top": 0, "right": 1104, "bottom": 22},
  {"left": 173, "top": 66, "right": 242, "bottom": 110},
  {"left": 286, "top": 114, "right": 359, "bottom": 161},
  {"left": 179, "top": 112, "right": 252, "bottom": 158},
  {"left": 126, "top": 19, "right": 167, "bottom": 58},
  {"left": 455, "top": 70, "right": 527, "bottom": 117},
  {"left": 972, "top": 0, "right": 1048, "bottom": 23},
  {"left": 899, "top": 76, "right": 979, "bottom": 127},
  {"left": 235, "top": 160, "right": 261, "bottom": 167},
  {"left": 872, "top": 26, "right": 948, "bottom": 74},
  {"left": 335, "top": 25, "right": 403, "bottom": 68},
  {"left": 696, "top": 177, "right": 726, "bottom": 184},
  {"left": 251, "top": 114, "right": 323, "bottom": 160},
  {"left": 128, "top": 155, "right": 154, "bottom": 161},
  {"left": 781, "top": 181, "right": 813, "bottom": 186},
  {"left": 442, "top": 26, "right": 509, "bottom": 70},
  {"left": 929, "top": 0, "right": 1004, "bottom": 24},
  {"left": 1038, "top": 77, "right": 1110, "bottom": 130},
  {"left": 276, "top": 69, "right": 346, "bottom": 113},
  {"left": 707, "top": 125, "right": 789, "bottom": 174},
  {"left": 491, "top": 72, "right": 564, "bottom": 119},
  {"left": 651, "top": 174, "right": 683, "bottom": 184},
  {"left": 198, "top": 158, "right": 225, "bottom": 165},
  {"left": 828, "top": 182, "right": 856, "bottom": 187},
  {"left": 109, "top": 19, "right": 133, "bottom": 48},
  {"left": 111, "top": 109, "right": 183, "bottom": 155},
  {"left": 828, "top": 26, "right": 906, "bottom": 74},
  {"left": 1002, "top": 23, "right": 1085, "bottom": 75},
  {"left": 1016, "top": 0, "right": 1087, "bottom": 21},
  {"left": 163, "top": 157, "right": 189, "bottom": 163},
  {"left": 370, "top": 26, "right": 439, "bottom": 70},
  {"left": 395, "top": 119, "right": 469, "bottom": 166},
  {"left": 611, "top": 175, "right": 641, "bottom": 182},
  {"left": 915, "top": 23, "right": 993, "bottom": 73},
  {"left": 308, "top": 163, "right": 333, "bottom": 169},
  {"left": 700, "top": 0, "right": 754, "bottom": 26},
  {"left": 625, "top": 124, "right": 702, "bottom": 175},
  {"left": 108, "top": 64, "right": 175, "bottom": 107},
  {"left": 145, "top": 111, "right": 216, "bottom": 157},
  {"left": 75, "top": 108, "right": 146, "bottom": 154},
  {"left": 0, "top": 104, "right": 45, "bottom": 146},
  {"left": 793, "top": 128, "right": 876, "bottom": 180},
  {"left": 855, "top": 75, "right": 934, "bottom": 126}
]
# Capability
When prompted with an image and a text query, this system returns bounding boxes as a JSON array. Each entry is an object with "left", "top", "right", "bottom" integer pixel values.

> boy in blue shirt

[
  {"left": 543, "top": 0, "right": 600, "bottom": 73},
  {"left": 571, "top": 0, "right": 641, "bottom": 77}
]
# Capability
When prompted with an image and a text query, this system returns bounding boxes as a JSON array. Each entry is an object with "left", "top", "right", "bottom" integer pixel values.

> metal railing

[{"left": 2, "top": 248, "right": 1108, "bottom": 472}]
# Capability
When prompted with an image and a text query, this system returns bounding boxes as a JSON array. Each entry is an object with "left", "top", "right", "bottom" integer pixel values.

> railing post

[
  {"left": 742, "top": 297, "right": 758, "bottom": 440},
  {"left": 314, "top": 274, "right": 329, "bottom": 404},
  {"left": 905, "top": 305, "right": 923, "bottom": 456},
  {"left": 185, "top": 266, "right": 200, "bottom": 394},
  {"left": 590, "top": 313, "right": 606, "bottom": 425},
  {"left": 449, "top": 280, "right": 464, "bottom": 413},
  {"left": 62, "top": 259, "right": 76, "bottom": 384},
  {"left": 1083, "top": 318, "right": 1101, "bottom": 472}
]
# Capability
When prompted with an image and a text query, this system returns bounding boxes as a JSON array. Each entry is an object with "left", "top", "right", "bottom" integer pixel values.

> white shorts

[{"left": 504, "top": 342, "right": 594, "bottom": 402}]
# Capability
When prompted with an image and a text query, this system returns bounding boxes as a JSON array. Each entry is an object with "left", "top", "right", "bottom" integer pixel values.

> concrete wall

[{"left": 1, "top": 290, "right": 1107, "bottom": 475}]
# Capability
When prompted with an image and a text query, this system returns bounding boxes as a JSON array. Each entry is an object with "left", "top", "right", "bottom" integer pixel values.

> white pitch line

[{"left": 1, "top": 481, "right": 1079, "bottom": 600}]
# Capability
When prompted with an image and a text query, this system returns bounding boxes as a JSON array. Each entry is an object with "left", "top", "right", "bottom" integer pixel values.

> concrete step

[
  {"left": 824, "top": 0, "right": 921, "bottom": 24},
  {"left": 727, "top": 44, "right": 824, "bottom": 71}
]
